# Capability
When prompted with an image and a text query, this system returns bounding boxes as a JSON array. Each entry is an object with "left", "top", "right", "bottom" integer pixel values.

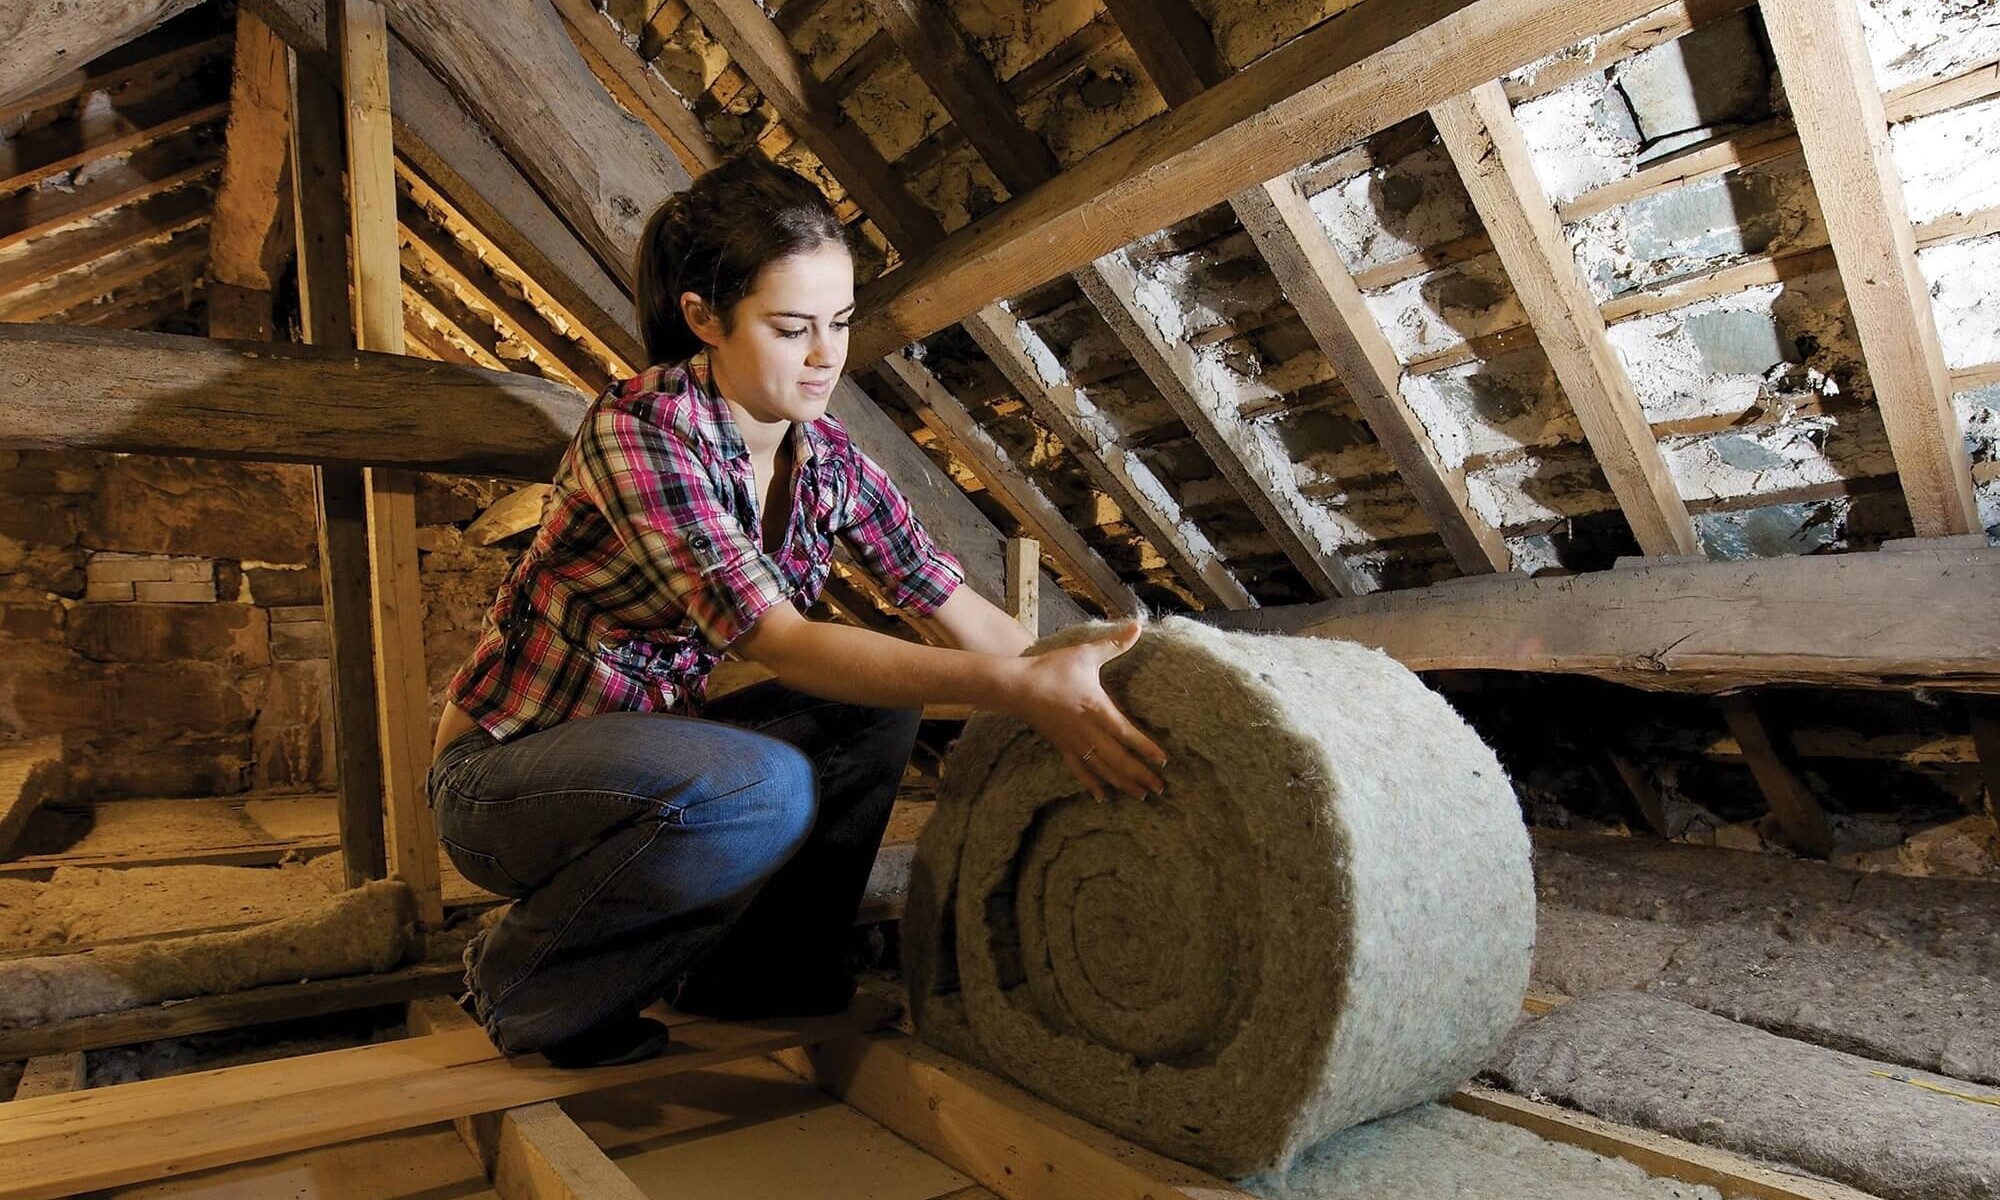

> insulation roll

[{"left": 905, "top": 617, "right": 1535, "bottom": 1177}]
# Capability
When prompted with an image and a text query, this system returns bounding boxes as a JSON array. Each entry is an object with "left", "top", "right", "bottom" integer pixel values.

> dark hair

[{"left": 636, "top": 151, "right": 852, "bottom": 365}]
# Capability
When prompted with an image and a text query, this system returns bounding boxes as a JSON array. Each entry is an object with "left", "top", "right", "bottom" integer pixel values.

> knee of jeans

[{"left": 746, "top": 740, "right": 817, "bottom": 858}]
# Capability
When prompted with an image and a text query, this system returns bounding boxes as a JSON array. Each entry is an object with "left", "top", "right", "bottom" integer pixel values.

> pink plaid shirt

[{"left": 448, "top": 362, "right": 964, "bottom": 741}]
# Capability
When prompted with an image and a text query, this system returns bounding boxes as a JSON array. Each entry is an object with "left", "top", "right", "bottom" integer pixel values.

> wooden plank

[
  {"left": 1884, "top": 53, "right": 2000, "bottom": 124},
  {"left": 1198, "top": 545, "right": 2000, "bottom": 694},
  {"left": 466, "top": 483, "right": 555, "bottom": 546},
  {"left": 341, "top": 0, "right": 444, "bottom": 930},
  {"left": 1557, "top": 120, "right": 1800, "bottom": 224},
  {"left": 964, "top": 306, "right": 1254, "bottom": 610},
  {"left": 0, "top": 232, "right": 209, "bottom": 323},
  {"left": 864, "top": 0, "right": 1056, "bottom": 196},
  {"left": 547, "top": 0, "right": 719, "bottom": 176},
  {"left": 1717, "top": 696, "right": 1834, "bottom": 856},
  {"left": 210, "top": 8, "right": 293, "bottom": 292},
  {"left": 875, "top": 351, "right": 1135, "bottom": 616},
  {"left": 773, "top": 1031, "right": 1255, "bottom": 1200},
  {"left": 0, "top": 962, "right": 461, "bottom": 1060},
  {"left": 407, "top": 997, "right": 652, "bottom": 1200},
  {"left": 1451, "top": 1085, "right": 1884, "bottom": 1200},
  {"left": 403, "top": 271, "right": 513, "bottom": 371},
  {"left": 0, "top": 0, "right": 203, "bottom": 110},
  {"left": 1101, "top": 0, "right": 1225, "bottom": 110},
  {"left": 0, "top": 1000, "right": 896, "bottom": 1200},
  {"left": 684, "top": 0, "right": 945, "bottom": 254},
  {"left": 1432, "top": 81, "right": 1697, "bottom": 556},
  {"left": 290, "top": 42, "right": 390, "bottom": 892},
  {"left": 1078, "top": 254, "right": 1369, "bottom": 598},
  {"left": 1234, "top": 175, "right": 1510, "bottom": 574},
  {"left": 0, "top": 99, "right": 229, "bottom": 197},
  {"left": 0, "top": 186, "right": 211, "bottom": 297},
  {"left": 0, "top": 28, "right": 226, "bottom": 127},
  {"left": 846, "top": 0, "right": 1670, "bottom": 366},
  {"left": 0, "top": 142, "right": 218, "bottom": 257},
  {"left": 1501, "top": 0, "right": 1755, "bottom": 104},
  {"left": 0, "top": 738, "right": 65, "bottom": 861},
  {"left": 1005, "top": 537, "right": 1039, "bottom": 632},
  {"left": 1762, "top": 0, "right": 1979, "bottom": 537},
  {"left": 12, "top": 1055, "right": 84, "bottom": 1101}
]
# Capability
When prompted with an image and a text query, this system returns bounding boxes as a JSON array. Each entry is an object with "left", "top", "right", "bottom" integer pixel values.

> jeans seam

[{"left": 483, "top": 772, "right": 773, "bottom": 1010}]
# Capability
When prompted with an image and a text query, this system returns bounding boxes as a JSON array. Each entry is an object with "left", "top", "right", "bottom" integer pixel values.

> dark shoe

[
  {"left": 539, "top": 1014, "right": 671, "bottom": 1068},
  {"left": 672, "top": 973, "right": 856, "bottom": 1021}
]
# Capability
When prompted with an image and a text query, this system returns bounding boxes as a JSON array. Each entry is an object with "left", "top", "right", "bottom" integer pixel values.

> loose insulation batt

[{"left": 904, "top": 616, "right": 1536, "bottom": 1177}]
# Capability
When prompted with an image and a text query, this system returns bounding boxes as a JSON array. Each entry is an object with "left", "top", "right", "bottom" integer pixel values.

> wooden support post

[
  {"left": 1716, "top": 695, "right": 1834, "bottom": 857},
  {"left": 289, "top": 40, "right": 389, "bottom": 888},
  {"left": 340, "top": 0, "right": 443, "bottom": 926},
  {"left": 1761, "top": 0, "right": 1979, "bottom": 536},
  {"left": 12, "top": 1054, "right": 85, "bottom": 1101},
  {"left": 1005, "top": 537, "right": 1039, "bottom": 634},
  {"left": 209, "top": 6, "right": 292, "bottom": 315},
  {"left": 1969, "top": 698, "right": 2000, "bottom": 821},
  {"left": 1432, "top": 82, "right": 1698, "bottom": 558}
]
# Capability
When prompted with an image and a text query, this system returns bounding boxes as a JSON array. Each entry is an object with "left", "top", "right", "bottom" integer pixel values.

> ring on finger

[{"left": 1080, "top": 746, "right": 1097, "bottom": 765}]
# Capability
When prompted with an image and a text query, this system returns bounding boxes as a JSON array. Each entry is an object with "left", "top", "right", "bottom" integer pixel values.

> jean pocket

[{"left": 440, "top": 838, "right": 533, "bottom": 899}]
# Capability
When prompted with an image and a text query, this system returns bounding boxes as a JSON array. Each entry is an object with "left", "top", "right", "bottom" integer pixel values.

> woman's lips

[{"left": 799, "top": 378, "right": 834, "bottom": 396}]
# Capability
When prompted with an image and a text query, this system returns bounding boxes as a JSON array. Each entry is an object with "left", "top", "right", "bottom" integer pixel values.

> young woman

[{"left": 427, "top": 153, "right": 1168, "bottom": 1069}]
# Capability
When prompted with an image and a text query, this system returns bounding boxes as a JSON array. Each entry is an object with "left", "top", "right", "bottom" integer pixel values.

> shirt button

[{"left": 689, "top": 533, "right": 710, "bottom": 550}]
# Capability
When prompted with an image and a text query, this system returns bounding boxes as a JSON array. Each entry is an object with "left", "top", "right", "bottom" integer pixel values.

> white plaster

[
  {"left": 1400, "top": 352, "right": 1580, "bottom": 468},
  {"left": 1659, "top": 409, "right": 1899, "bottom": 504},
  {"left": 1306, "top": 144, "right": 1479, "bottom": 275},
  {"left": 1515, "top": 75, "right": 1641, "bottom": 206},
  {"left": 1919, "top": 233, "right": 2000, "bottom": 370},
  {"left": 1363, "top": 253, "right": 1527, "bottom": 361},
  {"left": 1857, "top": 0, "right": 2000, "bottom": 94},
  {"left": 1466, "top": 450, "right": 1619, "bottom": 529},
  {"left": 1892, "top": 97, "right": 2000, "bottom": 226}
]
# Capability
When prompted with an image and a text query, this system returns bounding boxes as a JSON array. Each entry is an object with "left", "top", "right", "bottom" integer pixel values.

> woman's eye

[
  {"left": 776, "top": 327, "right": 808, "bottom": 339},
  {"left": 832, "top": 320, "right": 851, "bottom": 332}
]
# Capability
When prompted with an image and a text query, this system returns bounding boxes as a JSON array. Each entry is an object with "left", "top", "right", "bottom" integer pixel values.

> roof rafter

[
  {"left": 1760, "top": 0, "right": 1979, "bottom": 536},
  {"left": 1431, "top": 81, "right": 1698, "bottom": 557},
  {"left": 209, "top": 8, "right": 292, "bottom": 294},
  {"left": 0, "top": 0, "right": 205, "bottom": 111}
]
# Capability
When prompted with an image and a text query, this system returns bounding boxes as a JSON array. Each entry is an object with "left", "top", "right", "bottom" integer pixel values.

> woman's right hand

[{"left": 1003, "top": 619, "right": 1169, "bottom": 802}]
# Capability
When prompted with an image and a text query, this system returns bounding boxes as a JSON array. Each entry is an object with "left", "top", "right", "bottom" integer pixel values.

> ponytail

[{"left": 636, "top": 151, "right": 851, "bottom": 366}]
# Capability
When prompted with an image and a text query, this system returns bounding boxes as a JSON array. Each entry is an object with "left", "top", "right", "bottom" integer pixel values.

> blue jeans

[{"left": 426, "top": 680, "right": 920, "bottom": 1055}]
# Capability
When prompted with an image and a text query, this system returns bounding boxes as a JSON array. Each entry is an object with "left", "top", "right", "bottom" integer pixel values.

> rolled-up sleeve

[
  {"left": 573, "top": 405, "right": 787, "bottom": 651},
  {"left": 837, "top": 445, "right": 965, "bottom": 615}
]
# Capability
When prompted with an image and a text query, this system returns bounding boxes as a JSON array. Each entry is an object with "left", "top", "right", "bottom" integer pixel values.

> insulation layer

[{"left": 905, "top": 616, "right": 1535, "bottom": 1177}]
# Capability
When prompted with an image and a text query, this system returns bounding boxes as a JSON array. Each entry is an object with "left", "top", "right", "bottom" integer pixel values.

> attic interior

[{"left": 0, "top": 0, "right": 1997, "bottom": 1196}]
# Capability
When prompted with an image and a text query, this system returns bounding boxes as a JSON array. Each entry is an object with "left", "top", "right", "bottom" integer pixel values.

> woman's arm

[
  {"left": 735, "top": 604, "right": 1167, "bottom": 801},
  {"left": 917, "top": 581, "right": 1036, "bottom": 657}
]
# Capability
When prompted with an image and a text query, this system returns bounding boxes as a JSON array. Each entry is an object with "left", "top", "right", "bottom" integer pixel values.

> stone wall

[{"left": 0, "top": 450, "right": 516, "bottom": 804}]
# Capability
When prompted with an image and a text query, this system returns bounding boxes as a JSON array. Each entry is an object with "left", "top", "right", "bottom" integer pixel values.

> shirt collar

[{"left": 687, "top": 357, "right": 831, "bottom": 467}]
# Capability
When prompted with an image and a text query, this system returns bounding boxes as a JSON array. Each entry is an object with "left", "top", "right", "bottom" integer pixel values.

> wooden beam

[
  {"left": 402, "top": 272, "right": 512, "bottom": 371},
  {"left": 0, "top": 28, "right": 227, "bottom": 127},
  {"left": 547, "top": 0, "right": 718, "bottom": 176},
  {"left": 11, "top": 1055, "right": 84, "bottom": 1101},
  {"left": 0, "top": 0, "right": 202, "bottom": 110},
  {"left": 1717, "top": 696, "right": 1835, "bottom": 856},
  {"left": 290, "top": 40, "right": 388, "bottom": 893},
  {"left": 0, "top": 962, "right": 459, "bottom": 1060},
  {"left": 1432, "top": 82, "right": 1697, "bottom": 556},
  {"left": 1761, "top": 0, "right": 1979, "bottom": 536},
  {"left": 248, "top": 0, "right": 693, "bottom": 289},
  {"left": 0, "top": 97, "right": 228, "bottom": 197},
  {"left": 0, "top": 145, "right": 217, "bottom": 258},
  {"left": 1233, "top": 176, "right": 1510, "bottom": 573},
  {"left": 1199, "top": 545, "right": 2000, "bottom": 694},
  {"left": 1005, "top": 537, "right": 1040, "bottom": 632},
  {"left": 1452, "top": 1085, "right": 1882, "bottom": 1200},
  {"left": 341, "top": 0, "right": 444, "bottom": 930},
  {"left": 846, "top": 0, "right": 1670, "bottom": 365},
  {"left": 0, "top": 186, "right": 211, "bottom": 297},
  {"left": 0, "top": 1001, "right": 897, "bottom": 1200},
  {"left": 210, "top": 8, "right": 293, "bottom": 293},
  {"left": 465, "top": 484, "right": 554, "bottom": 546},
  {"left": 863, "top": 0, "right": 1056, "bottom": 196},
  {"left": 965, "top": 306, "right": 1254, "bottom": 610},
  {"left": 682, "top": 0, "right": 945, "bottom": 254},
  {"left": 1557, "top": 119, "right": 1800, "bottom": 224},
  {"left": 1884, "top": 52, "right": 2000, "bottom": 124},
  {"left": 0, "top": 230, "right": 210, "bottom": 323},
  {"left": 773, "top": 1032, "right": 1256, "bottom": 1200},
  {"left": 874, "top": 351, "right": 1135, "bottom": 616},
  {"left": 1501, "top": 0, "right": 1755, "bottom": 104},
  {"left": 1078, "top": 255, "right": 1369, "bottom": 597},
  {"left": 1100, "top": 3, "right": 1507, "bottom": 578}
]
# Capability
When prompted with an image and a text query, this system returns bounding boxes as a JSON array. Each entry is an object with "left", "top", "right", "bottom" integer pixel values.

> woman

[{"left": 427, "top": 152, "right": 1168, "bottom": 1069}]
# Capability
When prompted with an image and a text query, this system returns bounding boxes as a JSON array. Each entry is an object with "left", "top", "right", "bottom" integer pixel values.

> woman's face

[{"left": 684, "top": 241, "right": 854, "bottom": 428}]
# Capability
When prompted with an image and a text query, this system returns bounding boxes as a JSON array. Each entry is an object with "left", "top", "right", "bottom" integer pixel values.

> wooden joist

[
  {"left": 1232, "top": 177, "right": 1511, "bottom": 574},
  {"left": 846, "top": 0, "right": 1671, "bottom": 364},
  {"left": 876, "top": 352, "right": 1136, "bottom": 616},
  {"left": 209, "top": 7, "right": 292, "bottom": 295},
  {"left": 965, "top": 306, "right": 1255, "bottom": 610},
  {"left": 1078, "top": 255, "right": 1369, "bottom": 598},
  {"left": 0, "top": 229, "right": 210, "bottom": 324},
  {"left": 1432, "top": 82, "right": 1698, "bottom": 557},
  {"left": 775, "top": 1031, "right": 1257, "bottom": 1200},
  {"left": 1500, "top": 0, "right": 1755, "bottom": 105},
  {"left": 0, "top": 0, "right": 203, "bottom": 110},
  {"left": 0, "top": 1000, "right": 896, "bottom": 1200},
  {"left": 546, "top": 0, "right": 718, "bottom": 176},
  {"left": 1199, "top": 544, "right": 2000, "bottom": 694},
  {"left": 1717, "top": 696, "right": 1835, "bottom": 857},
  {"left": 1761, "top": 0, "right": 1979, "bottom": 537},
  {"left": 0, "top": 186, "right": 212, "bottom": 299}
]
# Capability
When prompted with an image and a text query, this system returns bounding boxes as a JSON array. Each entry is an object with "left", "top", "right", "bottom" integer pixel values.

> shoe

[{"left": 539, "top": 1014, "right": 671, "bottom": 1068}]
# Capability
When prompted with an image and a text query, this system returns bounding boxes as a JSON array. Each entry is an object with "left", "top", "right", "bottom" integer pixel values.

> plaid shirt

[{"left": 448, "top": 362, "right": 964, "bottom": 741}]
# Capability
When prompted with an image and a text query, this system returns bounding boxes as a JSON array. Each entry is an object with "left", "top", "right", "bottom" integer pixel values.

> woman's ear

[{"left": 679, "top": 290, "right": 725, "bottom": 348}]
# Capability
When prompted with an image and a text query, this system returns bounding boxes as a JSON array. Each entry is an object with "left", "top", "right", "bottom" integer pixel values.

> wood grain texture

[
  {"left": 0, "top": 0, "right": 202, "bottom": 109},
  {"left": 847, "top": 0, "right": 1668, "bottom": 365},
  {"left": 1201, "top": 545, "right": 2000, "bottom": 694},
  {"left": 210, "top": 8, "right": 293, "bottom": 291},
  {"left": 1762, "top": 0, "right": 1979, "bottom": 536},
  {"left": 1717, "top": 696, "right": 1835, "bottom": 856},
  {"left": 1432, "top": 81, "right": 1697, "bottom": 556}
]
